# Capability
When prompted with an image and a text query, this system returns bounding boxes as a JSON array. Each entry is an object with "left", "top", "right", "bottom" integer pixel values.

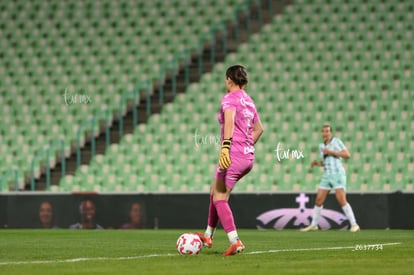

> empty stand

[{"left": 1, "top": 0, "right": 412, "bottom": 192}]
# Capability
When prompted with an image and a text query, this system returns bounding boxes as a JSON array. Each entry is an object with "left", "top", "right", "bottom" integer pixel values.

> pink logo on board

[{"left": 256, "top": 193, "right": 349, "bottom": 230}]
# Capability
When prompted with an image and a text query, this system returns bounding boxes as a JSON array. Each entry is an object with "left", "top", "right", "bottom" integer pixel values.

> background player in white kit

[{"left": 301, "top": 124, "right": 360, "bottom": 232}]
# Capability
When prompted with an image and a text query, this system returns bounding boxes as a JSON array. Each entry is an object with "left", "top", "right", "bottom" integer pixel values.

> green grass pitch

[{"left": 0, "top": 229, "right": 412, "bottom": 274}]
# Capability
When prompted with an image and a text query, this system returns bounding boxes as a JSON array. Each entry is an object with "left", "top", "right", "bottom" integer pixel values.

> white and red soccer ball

[{"left": 176, "top": 233, "right": 202, "bottom": 255}]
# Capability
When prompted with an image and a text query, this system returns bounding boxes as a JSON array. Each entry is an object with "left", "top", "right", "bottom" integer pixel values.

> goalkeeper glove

[{"left": 219, "top": 138, "right": 232, "bottom": 169}]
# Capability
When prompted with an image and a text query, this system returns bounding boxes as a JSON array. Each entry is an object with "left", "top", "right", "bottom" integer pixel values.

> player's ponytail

[{"left": 226, "top": 65, "right": 248, "bottom": 88}]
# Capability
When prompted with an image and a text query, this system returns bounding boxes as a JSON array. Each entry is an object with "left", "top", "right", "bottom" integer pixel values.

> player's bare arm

[
  {"left": 223, "top": 109, "right": 235, "bottom": 139},
  {"left": 252, "top": 120, "right": 264, "bottom": 144},
  {"left": 311, "top": 160, "right": 323, "bottom": 167}
]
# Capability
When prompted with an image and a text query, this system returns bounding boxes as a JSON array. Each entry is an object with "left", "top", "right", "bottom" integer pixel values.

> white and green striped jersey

[{"left": 319, "top": 137, "right": 347, "bottom": 175}]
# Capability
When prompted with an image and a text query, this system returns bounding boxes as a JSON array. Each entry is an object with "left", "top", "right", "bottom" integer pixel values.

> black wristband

[{"left": 222, "top": 138, "right": 232, "bottom": 148}]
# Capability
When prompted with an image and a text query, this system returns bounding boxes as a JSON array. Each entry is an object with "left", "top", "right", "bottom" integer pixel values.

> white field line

[
  {"left": 245, "top": 242, "right": 402, "bottom": 255},
  {"left": 0, "top": 242, "right": 401, "bottom": 266},
  {"left": 0, "top": 253, "right": 179, "bottom": 266}
]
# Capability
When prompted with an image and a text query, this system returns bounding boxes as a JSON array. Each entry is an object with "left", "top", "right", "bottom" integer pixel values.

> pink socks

[{"left": 214, "top": 200, "right": 236, "bottom": 233}]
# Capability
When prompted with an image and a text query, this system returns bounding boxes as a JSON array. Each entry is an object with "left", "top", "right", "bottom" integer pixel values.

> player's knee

[
  {"left": 315, "top": 193, "right": 327, "bottom": 206},
  {"left": 315, "top": 198, "right": 324, "bottom": 206},
  {"left": 335, "top": 196, "right": 347, "bottom": 206},
  {"left": 212, "top": 192, "right": 229, "bottom": 202},
  {"left": 336, "top": 197, "right": 347, "bottom": 206}
]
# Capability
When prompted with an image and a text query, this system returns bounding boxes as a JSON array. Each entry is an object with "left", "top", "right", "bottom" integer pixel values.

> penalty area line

[
  {"left": 0, "top": 253, "right": 179, "bottom": 266},
  {"left": 245, "top": 242, "right": 402, "bottom": 255},
  {"left": 0, "top": 242, "right": 402, "bottom": 266}
]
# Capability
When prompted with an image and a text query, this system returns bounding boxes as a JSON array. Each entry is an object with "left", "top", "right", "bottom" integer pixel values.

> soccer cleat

[
  {"left": 223, "top": 240, "right": 245, "bottom": 256},
  {"left": 300, "top": 225, "right": 319, "bottom": 232},
  {"left": 195, "top": 232, "right": 213, "bottom": 248},
  {"left": 350, "top": 224, "right": 360, "bottom": 232}
]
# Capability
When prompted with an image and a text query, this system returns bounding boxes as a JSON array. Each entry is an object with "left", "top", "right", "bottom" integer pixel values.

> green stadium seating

[
  {"left": 0, "top": 0, "right": 248, "bottom": 190},
  {"left": 2, "top": 0, "right": 412, "bottom": 192}
]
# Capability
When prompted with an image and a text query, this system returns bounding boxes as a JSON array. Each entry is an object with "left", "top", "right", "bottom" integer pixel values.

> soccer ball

[{"left": 176, "top": 233, "right": 202, "bottom": 255}]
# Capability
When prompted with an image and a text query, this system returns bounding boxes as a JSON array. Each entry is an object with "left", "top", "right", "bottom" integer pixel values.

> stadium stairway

[{"left": 30, "top": 0, "right": 293, "bottom": 191}]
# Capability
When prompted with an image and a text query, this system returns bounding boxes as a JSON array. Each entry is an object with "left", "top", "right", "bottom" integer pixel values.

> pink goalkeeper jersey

[{"left": 218, "top": 89, "right": 260, "bottom": 160}]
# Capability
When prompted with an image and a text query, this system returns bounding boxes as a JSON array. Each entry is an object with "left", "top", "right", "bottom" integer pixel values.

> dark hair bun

[{"left": 226, "top": 65, "right": 248, "bottom": 88}]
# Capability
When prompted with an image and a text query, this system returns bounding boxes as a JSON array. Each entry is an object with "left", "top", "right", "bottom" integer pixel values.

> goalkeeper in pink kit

[{"left": 196, "top": 65, "right": 264, "bottom": 256}]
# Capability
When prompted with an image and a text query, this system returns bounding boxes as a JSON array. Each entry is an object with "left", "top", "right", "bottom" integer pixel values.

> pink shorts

[{"left": 214, "top": 157, "right": 254, "bottom": 189}]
